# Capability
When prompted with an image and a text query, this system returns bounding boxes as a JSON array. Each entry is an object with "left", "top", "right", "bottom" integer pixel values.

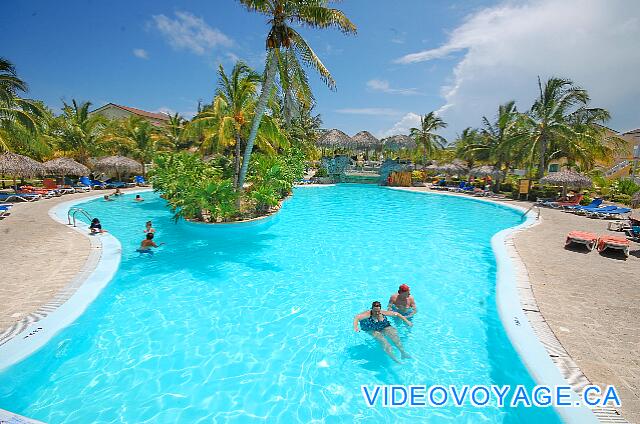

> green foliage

[
  {"left": 613, "top": 178, "right": 640, "bottom": 196},
  {"left": 247, "top": 148, "right": 304, "bottom": 213},
  {"left": 314, "top": 167, "right": 328, "bottom": 177},
  {"left": 150, "top": 152, "right": 238, "bottom": 222}
]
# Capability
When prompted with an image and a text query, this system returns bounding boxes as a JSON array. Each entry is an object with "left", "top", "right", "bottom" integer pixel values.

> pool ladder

[
  {"left": 521, "top": 203, "right": 541, "bottom": 220},
  {"left": 67, "top": 207, "right": 92, "bottom": 227}
]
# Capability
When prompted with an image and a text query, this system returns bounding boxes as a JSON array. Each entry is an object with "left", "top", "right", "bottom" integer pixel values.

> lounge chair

[
  {"left": 79, "top": 176, "right": 107, "bottom": 190},
  {"left": 587, "top": 207, "right": 632, "bottom": 219},
  {"left": 134, "top": 175, "right": 148, "bottom": 186},
  {"left": 0, "top": 192, "right": 41, "bottom": 202},
  {"left": 597, "top": 235, "right": 630, "bottom": 258},
  {"left": 565, "top": 198, "right": 603, "bottom": 212},
  {"left": 574, "top": 205, "right": 618, "bottom": 216},
  {"left": 545, "top": 195, "right": 584, "bottom": 209},
  {"left": 565, "top": 231, "right": 598, "bottom": 250}
]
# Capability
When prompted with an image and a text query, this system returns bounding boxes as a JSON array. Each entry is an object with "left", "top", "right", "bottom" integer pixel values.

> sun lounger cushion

[{"left": 565, "top": 231, "right": 598, "bottom": 250}]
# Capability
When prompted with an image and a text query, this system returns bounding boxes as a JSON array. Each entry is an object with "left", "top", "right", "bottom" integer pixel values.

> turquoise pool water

[{"left": 0, "top": 185, "right": 562, "bottom": 423}]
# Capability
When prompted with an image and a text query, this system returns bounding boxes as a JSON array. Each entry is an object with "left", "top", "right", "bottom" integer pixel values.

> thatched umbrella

[
  {"left": 44, "top": 157, "right": 90, "bottom": 177},
  {"left": 94, "top": 155, "right": 143, "bottom": 180},
  {"left": 540, "top": 170, "right": 592, "bottom": 197},
  {"left": 317, "top": 129, "right": 354, "bottom": 149},
  {"left": 351, "top": 131, "right": 381, "bottom": 151},
  {"left": 383, "top": 135, "right": 417, "bottom": 151},
  {"left": 0, "top": 152, "right": 45, "bottom": 188},
  {"left": 470, "top": 165, "right": 501, "bottom": 177}
]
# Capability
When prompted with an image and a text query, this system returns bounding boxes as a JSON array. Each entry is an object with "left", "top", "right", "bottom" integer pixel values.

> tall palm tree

[
  {"left": 0, "top": 57, "right": 46, "bottom": 152},
  {"left": 475, "top": 101, "right": 528, "bottom": 188},
  {"left": 236, "top": 0, "right": 356, "bottom": 191},
  {"left": 526, "top": 77, "right": 607, "bottom": 177},
  {"left": 160, "top": 113, "right": 189, "bottom": 149},
  {"left": 194, "top": 62, "right": 260, "bottom": 188},
  {"left": 410, "top": 112, "right": 447, "bottom": 165},
  {"left": 51, "top": 100, "right": 107, "bottom": 164}
]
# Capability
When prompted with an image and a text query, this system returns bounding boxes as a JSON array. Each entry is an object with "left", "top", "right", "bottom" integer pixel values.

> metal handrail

[{"left": 67, "top": 207, "right": 92, "bottom": 227}]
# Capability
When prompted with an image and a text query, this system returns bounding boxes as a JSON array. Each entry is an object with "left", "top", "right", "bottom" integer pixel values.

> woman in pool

[
  {"left": 143, "top": 220, "right": 155, "bottom": 233},
  {"left": 134, "top": 194, "right": 144, "bottom": 202},
  {"left": 103, "top": 194, "right": 113, "bottom": 202},
  {"left": 89, "top": 218, "right": 107, "bottom": 234},
  {"left": 113, "top": 188, "right": 123, "bottom": 196},
  {"left": 138, "top": 232, "right": 164, "bottom": 252},
  {"left": 353, "top": 301, "right": 412, "bottom": 363}
]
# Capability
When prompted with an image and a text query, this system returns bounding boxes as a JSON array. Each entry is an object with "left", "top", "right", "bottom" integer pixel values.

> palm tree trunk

[
  {"left": 233, "top": 134, "right": 241, "bottom": 189},
  {"left": 237, "top": 51, "right": 278, "bottom": 193},
  {"left": 537, "top": 134, "right": 547, "bottom": 178}
]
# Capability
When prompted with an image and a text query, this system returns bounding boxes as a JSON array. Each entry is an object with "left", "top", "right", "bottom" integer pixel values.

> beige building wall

[{"left": 91, "top": 105, "right": 134, "bottom": 121}]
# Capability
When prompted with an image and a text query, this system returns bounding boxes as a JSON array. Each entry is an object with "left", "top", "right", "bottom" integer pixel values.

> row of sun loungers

[
  {"left": 540, "top": 197, "right": 632, "bottom": 219},
  {"left": 431, "top": 181, "right": 506, "bottom": 198},
  {"left": 565, "top": 231, "right": 630, "bottom": 258}
]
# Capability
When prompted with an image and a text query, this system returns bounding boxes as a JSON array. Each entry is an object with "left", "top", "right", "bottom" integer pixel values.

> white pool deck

[{"left": 0, "top": 186, "right": 637, "bottom": 423}]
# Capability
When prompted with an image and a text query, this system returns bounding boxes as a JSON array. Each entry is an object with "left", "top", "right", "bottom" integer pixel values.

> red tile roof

[{"left": 111, "top": 104, "right": 170, "bottom": 121}]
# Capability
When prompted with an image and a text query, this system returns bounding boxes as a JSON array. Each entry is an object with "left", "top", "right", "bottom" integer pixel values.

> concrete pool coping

[
  {"left": 0, "top": 185, "right": 618, "bottom": 423},
  {"left": 393, "top": 187, "right": 630, "bottom": 423}
]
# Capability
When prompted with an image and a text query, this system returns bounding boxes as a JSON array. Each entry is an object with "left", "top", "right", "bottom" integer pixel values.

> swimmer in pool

[
  {"left": 388, "top": 284, "right": 417, "bottom": 318},
  {"left": 138, "top": 232, "right": 164, "bottom": 252},
  {"left": 353, "top": 301, "right": 412, "bottom": 363},
  {"left": 143, "top": 220, "right": 155, "bottom": 233}
]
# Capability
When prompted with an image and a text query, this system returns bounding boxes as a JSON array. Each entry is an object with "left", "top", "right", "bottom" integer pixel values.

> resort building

[{"left": 89, "top": 103, "right": 170, "bottom": 126}]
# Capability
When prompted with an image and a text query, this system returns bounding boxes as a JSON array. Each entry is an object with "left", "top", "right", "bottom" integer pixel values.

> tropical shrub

[{"left": 150, "top": 152, "right": 238, "bottom": 222}]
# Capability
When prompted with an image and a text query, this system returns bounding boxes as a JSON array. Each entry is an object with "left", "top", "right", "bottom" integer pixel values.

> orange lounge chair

[
  {"left": 597, "top": 235, "right": 630, "bottom": 258},
  {"left": 565, "top": 231, "right": 598, "bottom": 250}
]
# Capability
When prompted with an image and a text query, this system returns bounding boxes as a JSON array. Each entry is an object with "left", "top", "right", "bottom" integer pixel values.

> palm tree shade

[
  {"left": 94, "top": 155, "right": 142, "bottom": 181},
  {"left": 236, "top": 0, "right": 356, "bottom": 191}
]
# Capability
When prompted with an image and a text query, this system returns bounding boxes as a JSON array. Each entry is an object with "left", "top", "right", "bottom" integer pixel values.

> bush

[
  {"left": 610, "top": 194, "right": 632, "bottom": 205},
  {"left": 314, "top": 167, "right": 328, "bottom": 177},
  {"left": 150, "top": 152, "right": 238, "bottom": 222}
]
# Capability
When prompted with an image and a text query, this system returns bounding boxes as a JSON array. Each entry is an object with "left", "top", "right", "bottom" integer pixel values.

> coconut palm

[
  {"left": 410, "top": 112, "right": 447, "bottom": 165},
  {"left": 195, "top": 62, "right": 260, "bottom": 188},
  {"left": 160, "top": 113, "right": 190, "bottom": 149},
  {"left": 51, "top": 100, "right": 108, "bottom": 164},
  {"left": 105, "top": 116, "right": 172, "bottom": 177},
  {"left": 453, "top": 127, "right": 483, "bottom": 168},
  {"left": 236, "top": 0, "right": 356, "bottom": 191},
  {"left": 0, "top": 57, "right": 47, "bottom": 153},
  {"left": 526, "top": 77, "right": 608, "bottom": 177}
]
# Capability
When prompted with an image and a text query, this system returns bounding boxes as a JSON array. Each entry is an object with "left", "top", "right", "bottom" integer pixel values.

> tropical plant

[
  {"left": 0, "top": 57, "right": 47, "bottom": 153},
  {"left": 104, "top": 116, "right": 172, "bottom": 176},
  {"left": 410, "top": 112, "right": 447, "bottom": 165},
  {"left": 453, "top": 127, "right": 482, "bottom": 168},
  {"left": 50, "top": 100, "right": 108, "bottom": 164},
  {"left": 526, "top": 77, "right": 609, "bottom": 177},
  {"left": 150, "top": 152, "right": 238, "bottom": 222},
  {"left": 160, "top": 113, "right": 191, "bottom": 149},
  {"left": 236, "top": 0, "right": 356, "bottom": 192}
]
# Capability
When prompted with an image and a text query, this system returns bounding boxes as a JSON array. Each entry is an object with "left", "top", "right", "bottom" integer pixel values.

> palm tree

[
  {"left": 160, "top": 113, "right": 189, "bottom": 149},
  {"left": 105, "top": 116, "right": 172, "bottom": 177},
  {"left": 194, "top": 62, "right": 260, "bottom": 188},
  {"left": 453, "top": 127, "right": 482, "bottom": 168},
  {"left": 410, "top": 112, "right": 447, "bottom": 165},
  {"left": 477, "top": 101, "right": 528, "bottom": 188},
  {"left": 51, "top": 100, "right": 107, "bottom": 164},
  {"left": 527, "top": 77, "right": 607, "bottom": 177},
  {"left": 0, "top": 57, "right": 46, "bottom": 152},
  {"left": 236, "top": 0, "right": 356, "bottom": 191}
]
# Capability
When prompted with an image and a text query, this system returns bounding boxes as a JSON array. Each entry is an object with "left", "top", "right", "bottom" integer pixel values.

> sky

[{"left": 2, "top": 0, "right": 639, "bottom": 142}]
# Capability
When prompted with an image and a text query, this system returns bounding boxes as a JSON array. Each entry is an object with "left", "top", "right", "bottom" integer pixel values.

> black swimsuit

[{"left": 360, "top": 312, "right": 391, "bottom": 331}]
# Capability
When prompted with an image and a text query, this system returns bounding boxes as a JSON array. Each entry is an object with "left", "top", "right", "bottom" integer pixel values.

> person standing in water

[
  {"left": 143, "top": 221, "right": 155, "bottom": 233},
  {"left": 138, "top": 232, "right": 164, "bottom": 252},
  {"left": 388, "top": 284, "right": 417, "bottom": 318},
  {"left": 353, "top": 301, "right": 412, "bottom": 363}
]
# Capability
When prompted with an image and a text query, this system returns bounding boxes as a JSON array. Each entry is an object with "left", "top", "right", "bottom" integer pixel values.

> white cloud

[
  {"left": 132, "top": 48, "right": 149, "bottom": 59},
  {"left": 152, "top": 11, "right": 232, "bottom": 56},
  {"left": 156, "top": 107, "right": 175, "bottom": 116},
  {"left": 366, "top": 79, "right": 419, "bottom": 96},
  {"left": 379, "top": 112, "right": 422, "bottom": 138},
  {"left": 335, "top": 108, "right": 401, "bottom": 117},
  {"left": 395, "top": 0, "right": 640, "bottom": 139}
]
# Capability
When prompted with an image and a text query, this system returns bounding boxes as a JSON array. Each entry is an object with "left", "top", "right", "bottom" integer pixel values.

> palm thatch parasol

[
  {"left": 0, "top": 152, "right": 45, "bottom": 188},
  {"left": 383, "top": 134, "right": 417, "bottom": 151},
  {"left": 95, "top": 155, "right": 143, "bottom": 180},
  {"left": 351, "top": 131, "right": 381, "bottom": 151},
  {"left": 317, "top": 129, "right": 354, "bottom": 149},
  {"left": 540, "top": 170, "right": 592, "bottom": 197},
  {"left": 470, "top": 165, "right": 501, "bottom": 177},
  {"left": 44, "top": 157, "right": 90, "bottom": 176}
]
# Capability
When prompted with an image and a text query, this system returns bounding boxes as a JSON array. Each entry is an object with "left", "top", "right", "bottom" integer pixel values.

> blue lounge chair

[
  {"left": 587, "top": 207, "right": 632, "bottom": 219},
  {"left": 134, "top": 175, "right": 147, "bottom": 186},
  {"left": 105, "top": 179, "right": 128, "bottom": 189},
  {"left": 0, "top": 193, "right": 41, "bottom": 202},
  {"left": 79, "top": 176, "right": 107, "bottom": 189},
  {"left": 566, "top": 198, "right": 603, "bottom": 212},
  {"left": 575, "top": 205, "right": 617, "bottom": 216}
]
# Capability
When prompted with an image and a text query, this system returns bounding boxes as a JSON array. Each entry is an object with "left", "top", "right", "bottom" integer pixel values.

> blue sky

[{"left": 2, "top": 0, "right": 639, "bottom": 141}]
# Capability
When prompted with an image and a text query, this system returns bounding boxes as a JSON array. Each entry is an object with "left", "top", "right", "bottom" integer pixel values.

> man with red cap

[{"left": 387, "top": 284, "right": 417, "bottom": 318}]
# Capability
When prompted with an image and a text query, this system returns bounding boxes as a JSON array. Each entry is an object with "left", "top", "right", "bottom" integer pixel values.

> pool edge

[
  {"left": 390, "top": 187, "right": 599, "bottom": 424},
  {"left": 0, "top": 189, "right": 152, "bottom": 372}
]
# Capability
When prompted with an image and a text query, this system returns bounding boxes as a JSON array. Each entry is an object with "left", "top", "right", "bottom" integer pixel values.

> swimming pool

[{"left": 0, "top": 185, "right": 563, "bottom": 423}]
